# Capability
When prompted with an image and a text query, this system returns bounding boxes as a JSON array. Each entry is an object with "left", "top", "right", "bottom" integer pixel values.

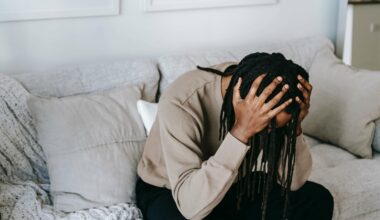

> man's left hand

[{"left": 295, "top": 74, "right": 313, "bottom": 136}]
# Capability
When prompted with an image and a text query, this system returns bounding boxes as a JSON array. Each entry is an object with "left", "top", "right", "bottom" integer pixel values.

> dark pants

[{"left": 136, "top": 172, "right": 334, "bottom": 220}]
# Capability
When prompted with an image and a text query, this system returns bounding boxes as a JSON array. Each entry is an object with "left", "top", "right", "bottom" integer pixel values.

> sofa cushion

[
  {"left": 307, "top": 136, "right": 380, "bottom": 220},
  {"left": 158, "top": 35, "right": 333, "bottom": 93},
  {"left": 13, "top": 59, "right": 159, "bottom": 102},
  {"left": 310, "top": 143, "right": 357, "bottom": 170},
  {"left": 309, "top": 148, "right": 380, "bottom": 220},
  {"left": 303, "top": 47, "right": 380, "bottom": 158},
  {"left": 303, "top": 134, "right": 323, "bottom": 148},
  {"left": 27, "top": 85, "right": 146, "bottom": 212}
]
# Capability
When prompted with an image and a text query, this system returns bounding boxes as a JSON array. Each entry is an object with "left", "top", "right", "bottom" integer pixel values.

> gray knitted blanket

[{"left": 0, "top": 74, "right": 143, "bottom": 220}]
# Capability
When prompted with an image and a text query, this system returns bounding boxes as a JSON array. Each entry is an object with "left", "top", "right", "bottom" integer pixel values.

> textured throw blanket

[{"left": 0, "top": 74, "right": 143, "bottom": 220}]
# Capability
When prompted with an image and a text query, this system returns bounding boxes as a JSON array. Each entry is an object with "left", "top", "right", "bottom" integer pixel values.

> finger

[
  {"left": 297, "top": 100, "right": 309, "bottom": 121},
  {"left": 233, "top": 77, "right": 243, "bottom": 106},
  {"left": 256, "top": 76, "right": 283, "bottom": 107},
  {"left": 302, "top": 88, "right": 310, "bottom": 107},
  {"left": 297, "top": 75, "right": 313, "bottom": 92},
  {"left": 245, "top": 73, "right": 267, "bottom": 101},
  {"left": 296, "top": 96, "right": 309, "bottom": 109},
  {"left": 299, "top": 109, "right": 308, "bottom": 121},
  {"left": 268, "top": 98, "right": 293, "bottom": 118},
  {"left": 262, "top": 84, "right": 289, "bottom": 112},
  {"left": 297, "top": 83, "right": 310, "bottom": 107}
]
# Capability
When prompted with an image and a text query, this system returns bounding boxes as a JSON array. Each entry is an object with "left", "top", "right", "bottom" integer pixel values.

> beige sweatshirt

[{"left": 137, "top": 62, "right": 312, "bottom": 220}]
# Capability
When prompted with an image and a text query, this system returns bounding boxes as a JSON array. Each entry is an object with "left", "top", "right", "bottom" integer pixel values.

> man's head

[{"left": 230, "top": 52, "right": 309, "bottom": 129}]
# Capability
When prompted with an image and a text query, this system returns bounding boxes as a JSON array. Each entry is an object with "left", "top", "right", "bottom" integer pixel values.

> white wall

[{"left": 0, "top": 0, "right": 339, "bottom": 74}]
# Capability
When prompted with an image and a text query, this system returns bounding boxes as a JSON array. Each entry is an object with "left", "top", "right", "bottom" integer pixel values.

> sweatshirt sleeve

[
  {"left": 277, "top": 132, "right": 313, "bottom": 191},
  {"left": 158, "top": 100, "right": 250, "bottom": 220}
]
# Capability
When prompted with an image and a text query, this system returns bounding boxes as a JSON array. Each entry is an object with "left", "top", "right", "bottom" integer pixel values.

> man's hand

[
  {"left": 230, "top": 74, "right": 293, "bottom": 144},
  {"left": 295, "top": 74, "right": 313, "bottom": 136}
]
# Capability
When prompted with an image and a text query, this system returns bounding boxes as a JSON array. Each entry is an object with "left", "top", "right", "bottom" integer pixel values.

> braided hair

[{"left": 197, "top": 52, "right": 309, "bottom": 220}]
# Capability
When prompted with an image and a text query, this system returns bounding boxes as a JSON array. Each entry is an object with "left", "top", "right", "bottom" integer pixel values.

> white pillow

[
  {"left": 137, "top": 100, "right": 158, "bottom": 135},
  {"left": 28, "top": 85, "right": 147, "bottom": 212},
  {"left": 303, "top": 47, "right": 380, "bottom": 158}
]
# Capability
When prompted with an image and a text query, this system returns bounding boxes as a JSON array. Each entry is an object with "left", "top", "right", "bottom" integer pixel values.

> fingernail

[
  {"left": 289, "top": 98, "right": 293, "bottom": 102},
  {"left": 283, "top": 84, "right": 289, "bottom": 90},
  {"left": 277, "top": 76, "right": 282, "bottom": 81},
  {"left": 297, "top": 83, "right": 302, "bottom": 89},
  {"left": 298, "top": 75, "right": 302, "bottom": 80}
]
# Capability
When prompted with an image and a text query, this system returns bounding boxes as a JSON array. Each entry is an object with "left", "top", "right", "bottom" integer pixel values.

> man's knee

[
  {"left": 146, "top": 192, "right": 186, "bottom": 220},
  {"left": 305, "top": 182, "right": 333, "bottom": 206},
  {"left": 294, "top": 181, "right": 334, "bottom": 217}
]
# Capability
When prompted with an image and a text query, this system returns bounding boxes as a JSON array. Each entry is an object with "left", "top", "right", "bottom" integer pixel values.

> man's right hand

[{"left": 230, "top": 74, "right": 293, "bottom": 144}]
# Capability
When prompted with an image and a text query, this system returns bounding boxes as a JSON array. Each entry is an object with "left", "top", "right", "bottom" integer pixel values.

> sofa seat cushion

[
  {"left": 310, "top": 144, "right": 357, "bottom": 170},
  {"left": 303, "top": 134, "right": 323, "bottom": 147},
  {"left": 307, "top": 136, "right": 380, "bottom": 220}
]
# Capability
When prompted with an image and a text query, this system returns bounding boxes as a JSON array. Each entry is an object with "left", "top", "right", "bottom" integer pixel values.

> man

[{"left": 136, "top": 53, "right": 334, "bottom": 220}]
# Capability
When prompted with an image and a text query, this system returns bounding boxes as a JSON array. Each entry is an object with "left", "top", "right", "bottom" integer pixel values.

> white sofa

[{"left": 1, "top": 35, "right": 379, "bottom": 220}]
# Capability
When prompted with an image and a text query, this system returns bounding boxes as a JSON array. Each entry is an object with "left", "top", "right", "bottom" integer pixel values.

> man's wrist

[{"left": 230, "top": 126, "right": 249, "bottom": 145}]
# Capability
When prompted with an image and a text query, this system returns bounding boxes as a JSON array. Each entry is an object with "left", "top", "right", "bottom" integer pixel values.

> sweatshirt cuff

[{"left": 212, "top": 132, "right": 250, "bottom": 171}]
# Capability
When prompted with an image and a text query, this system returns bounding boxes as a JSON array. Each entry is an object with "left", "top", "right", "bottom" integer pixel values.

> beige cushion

[
  {"left": 303, "top": 47, "right": 380, "bottom": 158},
  {"left": 28, "top": 85, "right": 146, "bottom": 212}
]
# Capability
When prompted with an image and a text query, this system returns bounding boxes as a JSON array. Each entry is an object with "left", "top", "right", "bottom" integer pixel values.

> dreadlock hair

[{"left": 197, "top": 52, "right": 309, "bottom": 220}]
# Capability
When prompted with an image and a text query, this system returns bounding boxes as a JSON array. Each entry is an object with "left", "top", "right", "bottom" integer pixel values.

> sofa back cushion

[
  {"left": 303, "top": 47, "right": 380, "bottom": 158},
  {"left": 13, "top": 59, "right": 160, "bottom": 102},
  {"left": 0, "top": 59, "right": 160, "bottom": 186},
  {"left": 27, "top": 85, "right": 146, "bottom": 212},
  {"left": 158, "top": 35, "right": 333, "bottom": 94}
]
